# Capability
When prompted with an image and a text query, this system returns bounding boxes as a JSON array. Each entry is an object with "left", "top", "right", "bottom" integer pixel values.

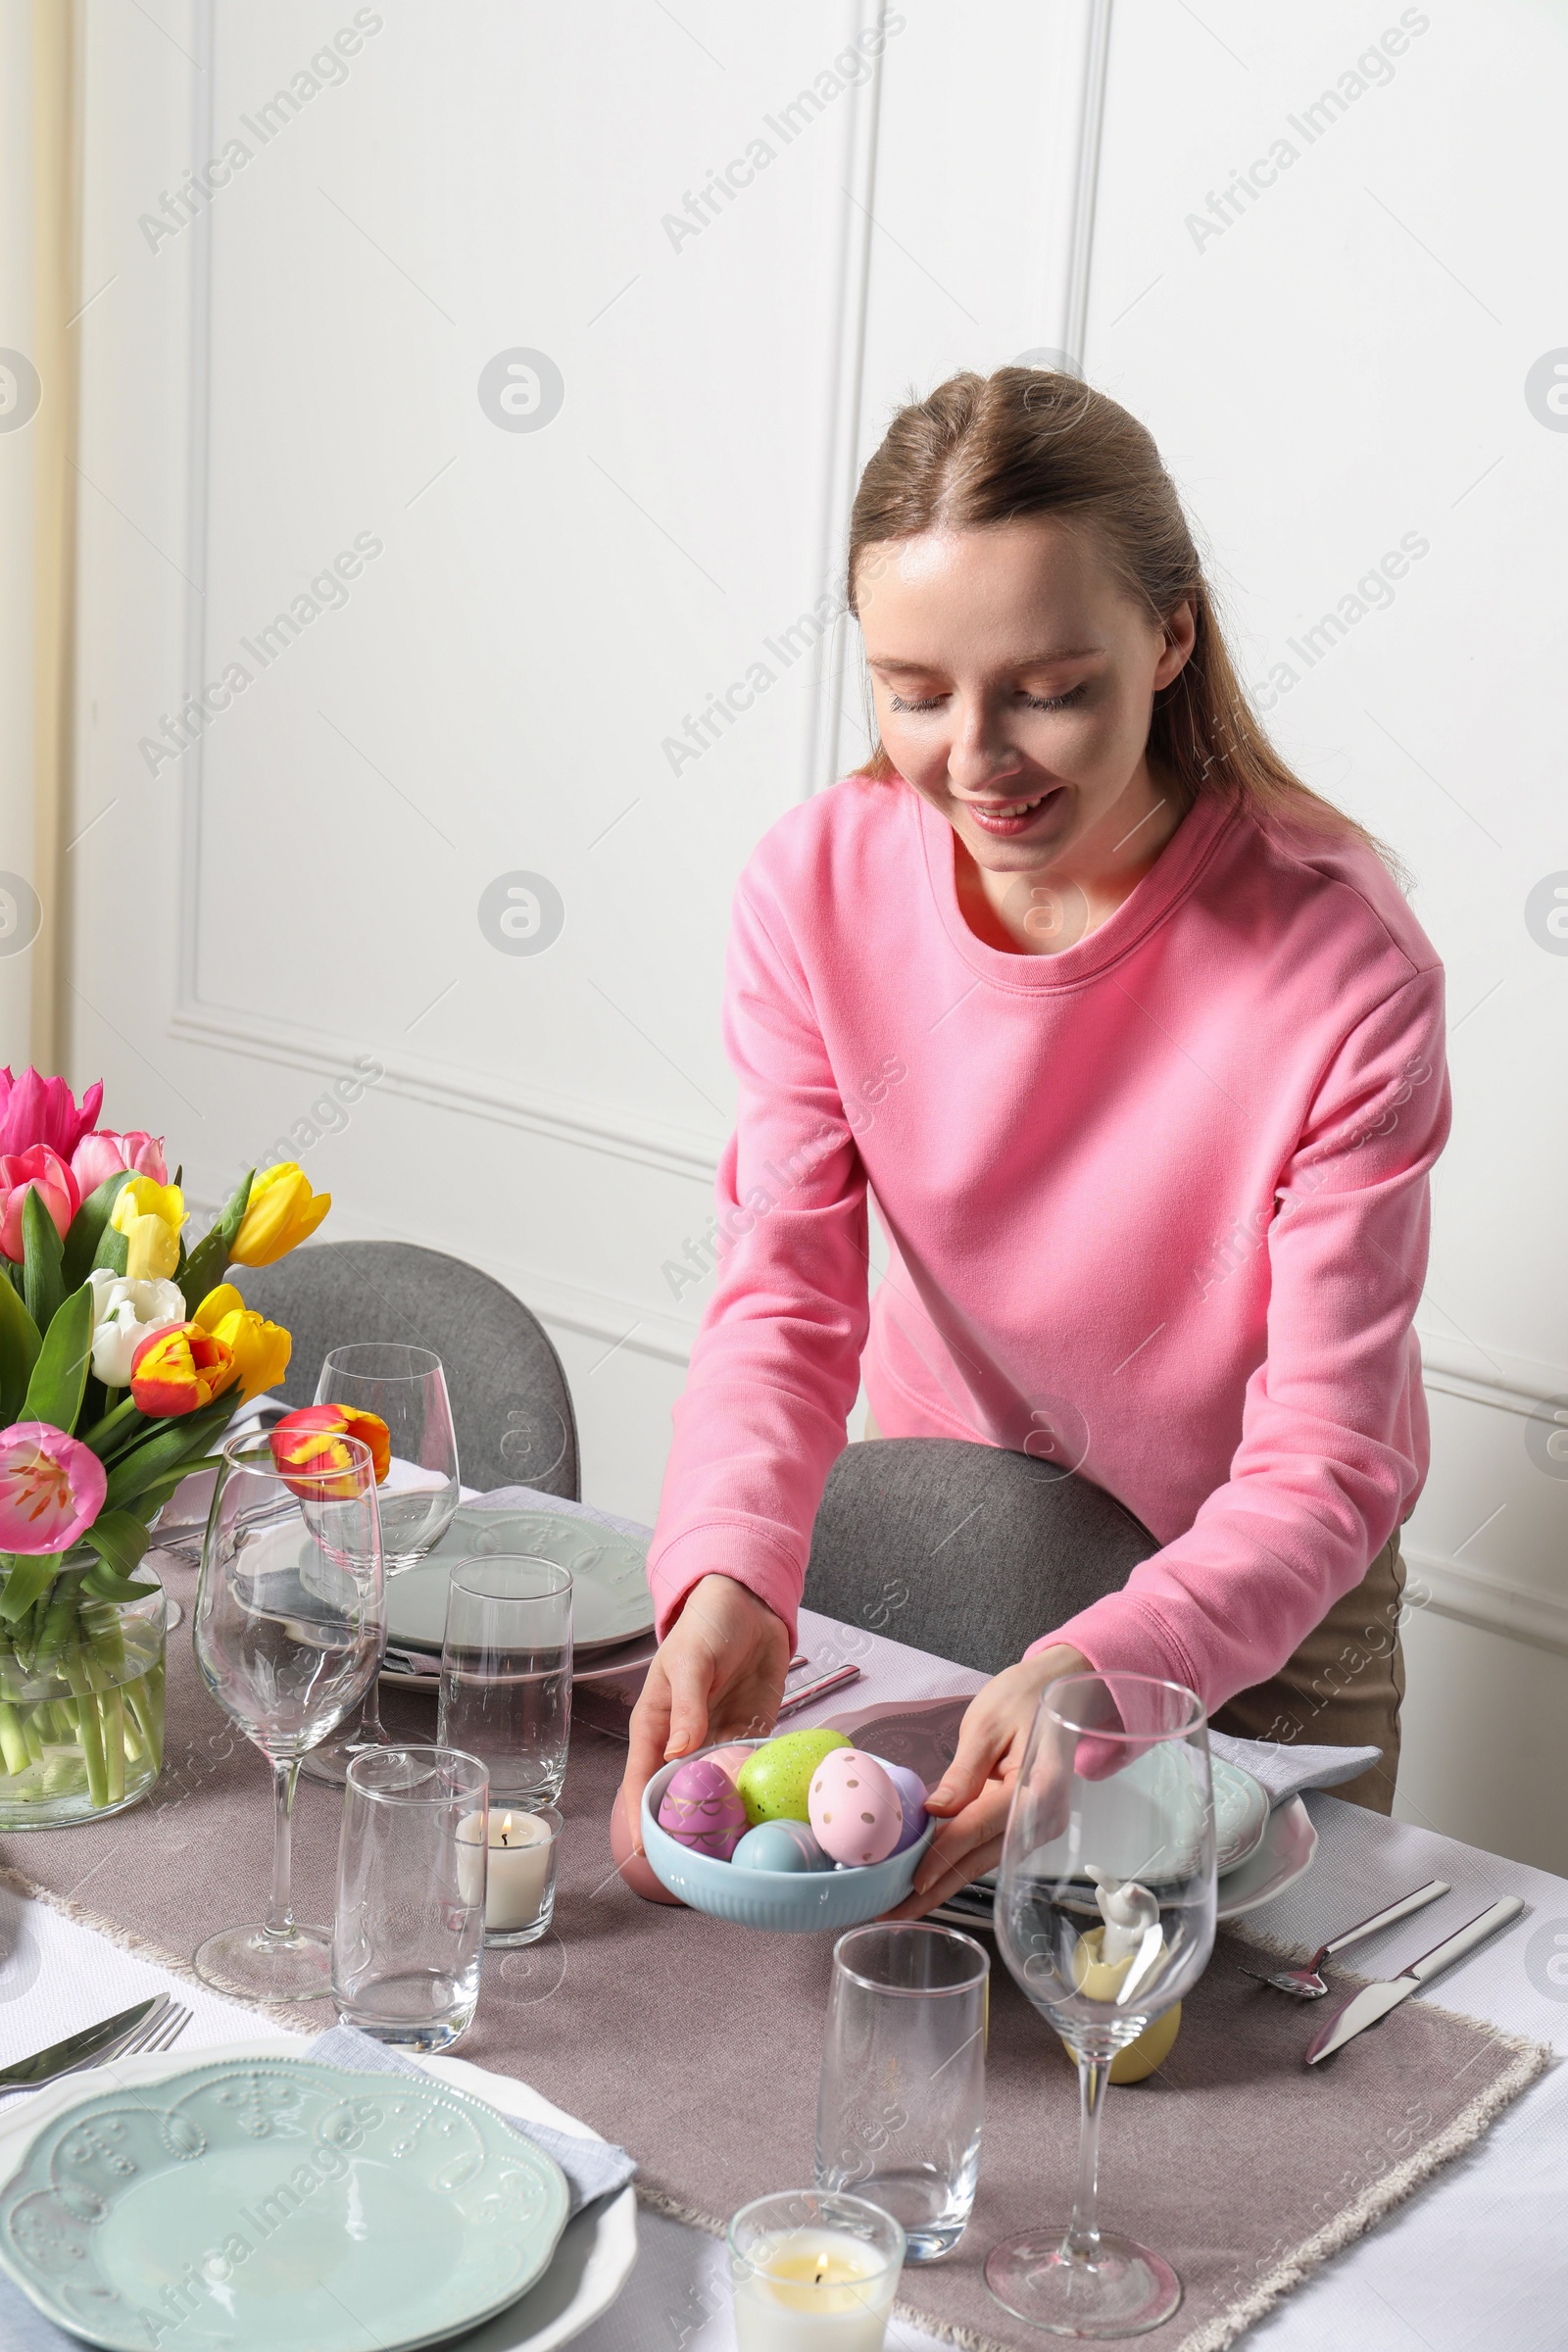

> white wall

[{"left": 62, "top": 1, "right": 1568, "bottom": 1868}]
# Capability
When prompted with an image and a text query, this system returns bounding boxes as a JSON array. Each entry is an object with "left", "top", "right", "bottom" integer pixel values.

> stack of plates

[
  {"left": 380, "top": 1503, "right": 657, "bottom": 1693},
  {"left": 0, "top": 2039, "right": 638, "bottom": 2351}
]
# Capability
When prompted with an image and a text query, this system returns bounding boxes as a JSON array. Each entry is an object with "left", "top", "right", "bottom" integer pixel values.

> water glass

[
  {"left": 816, "top": 1923, "right": 988, "bottom": 2260},
  {"left": 305, "top": 1343, "right": 462, "bottom": 1778},
  {"left": 436, "top": 1556, "right": 573, "bottom": 1807},
  {"left": 987, "top": 1672, "right": 1215, "bottom": 2339},
  {"left": 192, "top": 1433, "right": 384, "bottom": 2002},
  {"left": 729, "top": 2190, "right": 906, "bottom": 2352},
  {"left": 332, "top": 1744, "right": 488, "bottom": 2051}
]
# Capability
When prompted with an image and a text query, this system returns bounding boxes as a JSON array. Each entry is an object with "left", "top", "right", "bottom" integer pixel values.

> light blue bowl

[{"left": 641, "top": 1740, "right": 935, "bottom": 1933}]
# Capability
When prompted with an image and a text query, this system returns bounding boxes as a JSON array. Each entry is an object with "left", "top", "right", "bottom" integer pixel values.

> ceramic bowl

[{"left": 640, "top": 1740, "right": 935, "bottom": 1932}]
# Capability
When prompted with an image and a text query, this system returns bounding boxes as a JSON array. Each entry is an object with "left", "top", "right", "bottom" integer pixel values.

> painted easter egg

[
  {"left": 880, "top": 1760, "right": 930, "bottom": 1856},
  {"left": 657, "top": 1756, "right": 747, "bottom": 1859},
  {"left": 731, "top": 1819, "right": 834, "bottom": 1873},
  {"left": 735, "top": 1729, "right": 851, "bottom": 1827},
  {"left": 808, "top": 1747, "right": 903, "bottom": 1867}
]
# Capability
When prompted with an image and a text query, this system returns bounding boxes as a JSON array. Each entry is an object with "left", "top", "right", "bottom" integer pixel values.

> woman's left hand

[{"left": 884, "top": 1643, "right": 1091, "bottom": 1919}]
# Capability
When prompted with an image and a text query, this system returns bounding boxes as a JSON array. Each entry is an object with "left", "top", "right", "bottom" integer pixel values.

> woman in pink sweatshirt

[{"left": 621, "top": 367, "right": 1447, "bottom": 1917}]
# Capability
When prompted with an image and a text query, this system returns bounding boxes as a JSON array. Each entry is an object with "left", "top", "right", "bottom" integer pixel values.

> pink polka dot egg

[{"left": 808, "top": 1746, "right": 903, "bottom": 1867}]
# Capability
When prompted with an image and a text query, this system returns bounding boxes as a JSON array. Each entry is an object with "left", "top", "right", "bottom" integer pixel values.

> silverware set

[
  {"left": 0, "top": 1991, "right": 190, "bottom": 2099},
  {"left": 1239, "top": 1876, "right": 1528, "bottom": 2062}
]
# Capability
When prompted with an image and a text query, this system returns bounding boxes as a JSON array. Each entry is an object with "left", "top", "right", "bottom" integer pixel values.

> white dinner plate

[
  {"left": 385, "top": 1505, "right": 655, "bottom": 1656},
  {"left": 0, "top": 2037, "right": 637, "bottom": 2352}
]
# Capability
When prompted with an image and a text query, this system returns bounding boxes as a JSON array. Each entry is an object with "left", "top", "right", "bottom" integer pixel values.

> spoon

[{"left": 1238, "top": 1877, "right": 1451, "bottom": 1997}]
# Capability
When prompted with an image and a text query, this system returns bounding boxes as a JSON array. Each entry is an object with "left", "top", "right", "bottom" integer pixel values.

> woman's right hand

[{"left": 619, "top": 1574, "right": 792, "bottom": 1853}]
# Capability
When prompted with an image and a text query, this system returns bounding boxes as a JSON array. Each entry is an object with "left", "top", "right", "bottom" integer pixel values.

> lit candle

[
  {"left": 732, "top": 2230, "right": 899, "bottom": 2350},
  {"left": 457, "top": 1809, "right": 554, "bottom": 1934}
]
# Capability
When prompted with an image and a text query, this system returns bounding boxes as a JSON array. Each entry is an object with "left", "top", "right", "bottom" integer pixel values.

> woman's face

[{"left": 856, "top": 515, "right": 1195, "bottom": 885}]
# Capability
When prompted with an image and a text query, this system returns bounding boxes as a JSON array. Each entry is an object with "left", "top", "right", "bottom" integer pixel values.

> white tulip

[{"left": 87, "top": 1272, "right": 187, "bottom": 1388}]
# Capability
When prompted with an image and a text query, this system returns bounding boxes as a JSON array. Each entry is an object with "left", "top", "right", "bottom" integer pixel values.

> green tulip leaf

[
  {"left": 20, "top": 1282, "right": 94, "bottom": 1432},
  {"left": 103, "top": 1399, "right": 234, "bottom": 1513},
  {"left": 179, "top": 1169, "right": 254, "bottom": 1315},
  {"left": 80, "top": 1508, "right": 153, "bottom": 1581},
  {"left": 22, "top": 1189, "right": 66, "bottom": 1336},
  {"left": 0, "top": 1553, "right": 59, "bottom": 1623},
  {"left": 61, "top": 1172, "right": 133, "bottom": 1293},
  {"left": 0, "top": 1278, "right": 41, "bottom": 1427},
  {"left": 79, "top": 1560, "right": 159, "bottom": 1603}
]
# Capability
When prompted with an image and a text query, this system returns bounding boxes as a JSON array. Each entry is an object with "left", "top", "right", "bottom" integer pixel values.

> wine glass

[
  {"left": 191, "top": 1431, "right": 385, "bottom": 2001},
  {"left": 986, "top": 1672, "right": 1216, "bottom": 2338},
  {"left": 302, "top": 1343, "right": 461, "bottom": 1784}
]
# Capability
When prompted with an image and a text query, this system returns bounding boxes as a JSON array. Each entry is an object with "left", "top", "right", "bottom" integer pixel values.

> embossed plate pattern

[{"left": 0, "top": 2058, "right": 570, "bottom": 2351}]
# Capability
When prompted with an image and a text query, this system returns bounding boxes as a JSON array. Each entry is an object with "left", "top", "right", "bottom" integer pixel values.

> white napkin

[
  {"left": 309, "top": 2021, "right": 637, "bottom": 2217},
  {"left": 1208, "top": 1729, "right": 1382, "bottom": 1808}
]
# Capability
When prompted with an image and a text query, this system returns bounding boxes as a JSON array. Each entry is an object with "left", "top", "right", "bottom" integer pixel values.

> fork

[
  {"left": 0, "top": 1995, "right": 192, "bottom": 2098},
  {"left": 1238, "top": 1879, "right": 1450, "bottom": 1997}
]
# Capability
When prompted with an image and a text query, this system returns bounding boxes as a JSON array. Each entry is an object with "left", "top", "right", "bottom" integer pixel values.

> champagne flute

[
  {"left": 191, "top": 1431, "right": 385, "bottom": 2001},
  {"left": 986, "top": 1672, "right": 1216, "bottom": 2338},
  {"left": 302, "top": 1343, "right": 461, "bottom": 1783}
]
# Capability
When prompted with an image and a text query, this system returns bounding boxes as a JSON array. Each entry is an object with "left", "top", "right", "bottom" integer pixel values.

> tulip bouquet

[{"left": 0, "top": 1065, "right": 330, "bottom": 1822}]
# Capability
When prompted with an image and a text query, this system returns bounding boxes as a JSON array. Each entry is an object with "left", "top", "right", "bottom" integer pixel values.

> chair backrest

[{"left": 233, "top": 1240, "right": 580, "bottom": 1500}]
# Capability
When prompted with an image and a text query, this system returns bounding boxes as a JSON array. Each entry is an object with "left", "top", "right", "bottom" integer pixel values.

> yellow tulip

[
  {"left": 111, "top": 1175, "right": 185, "bottom": 1283},
  {"left": 195, "top": 1284, "right": 293, "bottom": 1404},
  {"left": 227, "top": 1163, "right": 331, "bottom": 1269}
]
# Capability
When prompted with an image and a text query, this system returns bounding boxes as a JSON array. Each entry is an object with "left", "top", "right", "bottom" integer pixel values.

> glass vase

[{"left": 0, "top": 1573, "right": 166, "bottom": 1829}]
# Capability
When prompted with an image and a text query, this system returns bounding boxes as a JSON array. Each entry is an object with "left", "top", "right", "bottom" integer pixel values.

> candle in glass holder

[
  {"left": 457, "top": 1807, "right": 557, "bottom": 1935},
  {"left": 730, "top": 2206, "right": 904, "bottom": 2351}
]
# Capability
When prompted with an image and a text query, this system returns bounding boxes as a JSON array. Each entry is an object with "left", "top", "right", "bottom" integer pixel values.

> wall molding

[
  {"left": 169, "top": 1003, "right": 725, "bottom": 1185},
  {"left": 1405, "top": 1544, "right": 1568, "bottom": 1659},
  {"left": 1415, "top": 1333, "right": 1566, "bottom": 1422}
]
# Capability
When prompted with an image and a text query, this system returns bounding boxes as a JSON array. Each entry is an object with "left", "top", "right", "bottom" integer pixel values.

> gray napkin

[
  {"left": 309, "top": 2021, "right": 637, "bottom": 2218},
  {"left": 1208, "top": 1729, "right": 1382, "bottom": 1807}
]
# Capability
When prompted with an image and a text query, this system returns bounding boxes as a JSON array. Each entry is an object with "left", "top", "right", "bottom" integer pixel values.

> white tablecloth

[{"left": 2, "top": 1611, "right": 1565, "bottom": 2350}]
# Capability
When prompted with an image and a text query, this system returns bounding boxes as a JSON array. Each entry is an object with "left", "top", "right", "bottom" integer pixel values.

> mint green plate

[
  {"left": 384, "top": 1504, "right": 654, "bottom": 1656},
  {"left": 0, "top": 2058, "right": 570, "bottom": 2351}
]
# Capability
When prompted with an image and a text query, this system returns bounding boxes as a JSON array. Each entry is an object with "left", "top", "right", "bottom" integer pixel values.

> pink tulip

[
  {"left": 72, "top": 1129, "right": 169, "bottom": 1195},
  {"left": 0, "top": 1146, "right": 81, "bottom": 1264},
  {"left": 0, "top": 1423, "right": 108, "bottom": 1554},
  {"left": 0, "top": 1068, "right": 103, "bottom": 1160}
]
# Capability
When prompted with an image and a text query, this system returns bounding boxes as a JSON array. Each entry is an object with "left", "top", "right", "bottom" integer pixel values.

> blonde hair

[{"left": 846, "top": 367, "right": 1384, "bottom": 856}]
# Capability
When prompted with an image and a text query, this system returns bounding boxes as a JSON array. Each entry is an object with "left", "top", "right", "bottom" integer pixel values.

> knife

[
  {"left": 1305, "top": 1896, "right": 1525, "bottom": 2064},
  {"left": 0, "top": 1996, "right": 166, "bottom": 2091}
]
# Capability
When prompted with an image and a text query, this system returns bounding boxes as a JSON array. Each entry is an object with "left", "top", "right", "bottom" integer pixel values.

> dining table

[{"left": 0, "top": 1534, "right": 1564, "bottom": 2352}]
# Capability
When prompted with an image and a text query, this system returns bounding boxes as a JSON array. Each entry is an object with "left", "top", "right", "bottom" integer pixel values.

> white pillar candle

[
  {"left": 732, "top": 2230, "right": 898, "bottom": 2351},
  {"left": 457, "top": 1810, "right": 554, "bottom": 1933}
]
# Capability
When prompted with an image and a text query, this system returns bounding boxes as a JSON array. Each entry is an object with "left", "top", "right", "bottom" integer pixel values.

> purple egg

[
  {"left": 882, "top": 1761, "right": 930, "bottom": 1855},
  {"left": 658, "top": 1756, "right": 747, "bottom": 1859}
]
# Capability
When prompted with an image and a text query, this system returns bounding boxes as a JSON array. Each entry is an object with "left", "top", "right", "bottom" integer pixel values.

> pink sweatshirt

[{"left": 648, "top": 777, "right": 1448, "bottom": 1712}]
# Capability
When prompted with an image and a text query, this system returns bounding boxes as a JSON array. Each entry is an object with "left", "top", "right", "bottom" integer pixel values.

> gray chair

[
  {"left": 803, "top": 1438, "right": 1158, "bottom": 1678},
  {"left": 232, "top": 1240, "right": 580, "bottom": 1500}
]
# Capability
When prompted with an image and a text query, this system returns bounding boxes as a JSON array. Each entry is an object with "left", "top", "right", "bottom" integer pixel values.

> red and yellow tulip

[
  {"left": 270, "top": 1402, "right": 391, "bottom": 1496},
  {"left": 129, "top": 1321, "right": 234, "bottom": 1417}
]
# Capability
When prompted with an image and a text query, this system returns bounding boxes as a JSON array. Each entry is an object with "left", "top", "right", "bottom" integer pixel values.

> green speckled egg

[{"left": 735, "top": 1729, "right": 852, "bottom": 1826}]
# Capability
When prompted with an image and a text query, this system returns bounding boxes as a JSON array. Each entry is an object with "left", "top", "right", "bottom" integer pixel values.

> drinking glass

[
  {"left": 191, "top": 1432, "right": 385, "bottom": 2000},
  {"left": 332, "top": 1744, "right": 488, "bottom": 2050},
  {"left": 436, "top": 1555, "right": 573, "bottom": 1810},
  {"left": 986, "top": 1672, "right": 1215, "bottom": 2338},
  {"left": 304, "top": 1343, "right": 461, "bottom": 1781},
  {"left": 816, "top": 1923, "right": 989, "bottom": 2260},
  {"left": 729, "top": 2190, "right": 906, "bottom": 2352}
]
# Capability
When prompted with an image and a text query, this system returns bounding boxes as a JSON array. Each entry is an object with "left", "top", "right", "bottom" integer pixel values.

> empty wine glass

[
  {"left": 986, "top": 1673, "right": 1216, "bottom": 2338},
  {"left": 302, "top": 1343, "right": 461, "bottom": 1783},
  {"left": 191, "top": 1432, "right": 385, "bottom": 2001}
]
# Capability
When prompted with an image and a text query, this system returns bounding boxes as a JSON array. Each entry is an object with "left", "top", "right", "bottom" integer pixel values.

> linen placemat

[{"left": 0, "top": 1590, "right": 1549, "bottom": 2352}]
